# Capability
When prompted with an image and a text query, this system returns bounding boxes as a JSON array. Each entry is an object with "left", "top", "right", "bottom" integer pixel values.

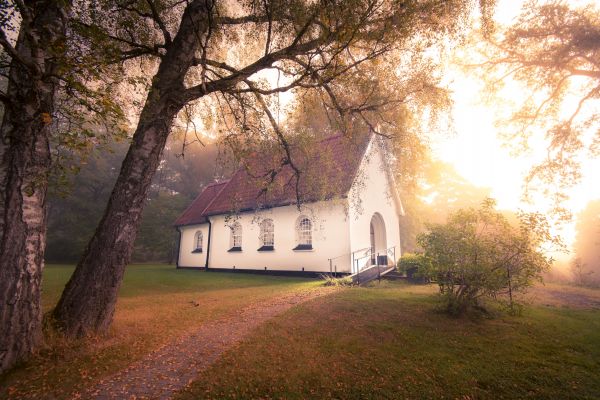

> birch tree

[
  {"left": 0, "top": 0, "right": 124, "bottom": 372},
  {"left": 0, "top": 0, "right": 73, "bottom": 373}
]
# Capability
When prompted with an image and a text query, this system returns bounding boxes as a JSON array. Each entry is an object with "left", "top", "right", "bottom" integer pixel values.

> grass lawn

[
  {"left": 177, "top": 281, "right": 600, "bottom": 400},
  {"left": 0, "top": 264, "right": 318, "bottom": 399}
]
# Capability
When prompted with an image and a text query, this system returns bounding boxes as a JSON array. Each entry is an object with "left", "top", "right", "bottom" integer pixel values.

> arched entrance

[{"left": 370, "top": 213, "right": 387, "bottom": 265}]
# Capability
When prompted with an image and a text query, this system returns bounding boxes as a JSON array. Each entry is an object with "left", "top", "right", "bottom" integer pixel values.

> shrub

[
  {"left": 397, "top": 253, "right": 431, "bottom": 283},
  {"left": 417, "top": 199, "right": 554, "bottom": 315},
  {"left": 320, "top": 274, "right": 354, "bottom": 287}
]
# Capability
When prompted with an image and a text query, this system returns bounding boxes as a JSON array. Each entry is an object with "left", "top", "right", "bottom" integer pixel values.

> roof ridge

[
  {"left": 200, "top": 179, "right": 230, "bottom": 216},
  {"left": 205, "top": 180, "right": 229, "bottom": 188},
  {"left": 173, "top": 180, "right": 231, "bottom": 226}
]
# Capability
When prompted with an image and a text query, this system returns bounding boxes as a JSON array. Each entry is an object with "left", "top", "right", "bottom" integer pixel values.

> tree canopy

[{"left": 478, "top": 0, "right": 600, "bottom": 215}]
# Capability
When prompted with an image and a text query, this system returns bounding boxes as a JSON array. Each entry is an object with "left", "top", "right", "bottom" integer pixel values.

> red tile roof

[
  {"left": 174, "top": 133, "right": 371, "bottom": 226},
  {"left": 173, "top": 181, "right": 228, "bottom": 226}
]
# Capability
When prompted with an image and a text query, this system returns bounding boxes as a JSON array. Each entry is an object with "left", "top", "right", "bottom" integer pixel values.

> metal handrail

[
  {"left": 327, "top": 247, "right": 371, "bottom": 276},
  {"left": 353, "top": 245, "right": 397, "bottom": 284},
  {"left": 327, "top": 245, "right": 397, "bottom": 277}
]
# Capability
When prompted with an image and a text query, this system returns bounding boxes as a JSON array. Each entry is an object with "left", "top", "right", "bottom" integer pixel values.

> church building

[{"left": 174, "top": 133, "right": 403, "bottom": 275}]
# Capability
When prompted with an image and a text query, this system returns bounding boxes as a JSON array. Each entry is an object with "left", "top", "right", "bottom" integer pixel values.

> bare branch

[
  {"left": 566, "top": 84, "right": 600, "bottom": 126},
  {"left": 145, "top": 0, "right": 172, "bottom": 46},
  {"left": 263, "top": 0, "right": 272, "bottom": 57}
]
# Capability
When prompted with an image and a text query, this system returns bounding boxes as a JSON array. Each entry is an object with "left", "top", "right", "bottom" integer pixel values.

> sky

[{"left": 432, "top": 0, "right": 600, "bottom": 253}]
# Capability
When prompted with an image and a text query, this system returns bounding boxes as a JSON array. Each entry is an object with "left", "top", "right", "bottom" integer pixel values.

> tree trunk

[
  {"left": 53, "top": 0, "right": 213, "bottom": 337},
  {"left": 0, "top": 2, "right": 68, "bottom": 373}
]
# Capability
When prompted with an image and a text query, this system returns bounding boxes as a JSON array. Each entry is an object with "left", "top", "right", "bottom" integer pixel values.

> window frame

[
  {"left": 258, "top": 218, "right": 275, "bottom": 251},
  {"left": 192, "top": 230, "right": 203, "bottom": 253},
  {"left": 229, "top": 222, "right": 242, "bottom": 252},
  {"left": 293, "top": 216, "right": 313, "bottom": 251}
]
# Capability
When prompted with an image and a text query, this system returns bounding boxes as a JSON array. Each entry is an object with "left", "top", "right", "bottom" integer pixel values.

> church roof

[
  {"left": 174, "top": 133, "right": 371, "bottom": 227},
  {"left": 173, "top": 181, "right": 228, "bottom": 226}
]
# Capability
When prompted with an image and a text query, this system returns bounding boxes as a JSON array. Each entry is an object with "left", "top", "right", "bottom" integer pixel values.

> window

[
  {"left": 192, "top": 230, "right": 203, "bottom": 253},
  {"left": 229, "top": 222, "right": 242, "bottom": 252},
  {"left": 294, "top": 216, "right": 313, "bottom": 250},
  {"left": 258, "top": 219, "right": 274, "bottom": 251}
]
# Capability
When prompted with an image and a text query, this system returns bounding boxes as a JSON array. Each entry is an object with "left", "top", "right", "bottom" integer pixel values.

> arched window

[
  {"left": 229, "top": 222, "right": 242, "bottom": 252},
  {"left": 294, "top": 216, "right": 313, "bottom": 250},
  {"left": 258, "top": 219, "right": 274, "bottom": 251},
  {"left": 192, "top": 230, "right": 203, "bottom": 253}
]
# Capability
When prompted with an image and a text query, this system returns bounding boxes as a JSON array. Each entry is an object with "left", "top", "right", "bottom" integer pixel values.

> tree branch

[
  {"left": 244, "top": 79, "right": 303, "bottom": 206},
  {"left": 184, "top": 36, "right": 325, "bottom": 101},
  {"left": 145, "top": 0, "right": 172, "bottom": 47},
  {"left": 0, "top": 27, "right": 36, "bottom": 72},
  {"left": 14, "top": 0, "right": 32, "bottom": 26}
]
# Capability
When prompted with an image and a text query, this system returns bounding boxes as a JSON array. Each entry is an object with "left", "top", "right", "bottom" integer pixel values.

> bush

[
  {"left": 417, "top": 199, "right": 553, "bottom": 315},
  {"left": 320, "top": 274, "right": 354, "bottom": 287},
  {"left": 397, "top": 253, "right": 431, "bottom": 283}
]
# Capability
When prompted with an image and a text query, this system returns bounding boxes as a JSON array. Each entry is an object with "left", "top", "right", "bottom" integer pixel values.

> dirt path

[
  {"left": 79, "top": 286, "right": 336, "bottom": 400},
  {"left": 527, "top": 283, "right": 600, "bottom": 309}
]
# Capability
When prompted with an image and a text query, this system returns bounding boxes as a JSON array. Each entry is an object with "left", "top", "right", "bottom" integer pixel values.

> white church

[{"left": 174, "top": 133, "right": 404, "bottom": 275}]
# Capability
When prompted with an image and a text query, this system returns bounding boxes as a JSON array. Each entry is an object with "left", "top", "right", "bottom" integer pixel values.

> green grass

[
  {"left": 1, "top": 264, "right": 317, "bottom": 399},
  {"left": 42, "top": 264, "right": 316, "bottom": 304},
  {"left": 5, "top": 266, "right": 600, "bottom": 399},
  {"left": 177, "top": 281, "right": 600, "bottom": 400}
]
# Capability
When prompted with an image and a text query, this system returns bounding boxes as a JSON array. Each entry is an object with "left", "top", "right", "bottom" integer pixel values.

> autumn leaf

[{"left": 40, "top": 112, "right": 52, "bottom": 125}]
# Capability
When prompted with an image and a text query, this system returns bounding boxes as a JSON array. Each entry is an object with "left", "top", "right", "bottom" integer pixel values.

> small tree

[
  {"left": 417, "top": 199, "right": 553, "bottom": 315},
  {"left": 571, "top": 257, "right": 595, "bottom": 287}
]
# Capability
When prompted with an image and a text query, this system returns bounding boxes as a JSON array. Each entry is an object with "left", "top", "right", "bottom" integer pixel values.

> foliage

[
  {"left": 417, "top": 199, "right": 553, "bottom": 315},
  {"left": 320, "top": 274, "right": 354, "bottom": 287},
  {"left": 46, "top": 143, "right": 125, "bottom": 263},
  {"left": 51, "top": 0, "right": 499, "bottom": 212},
  {"left": 399, "top": 161, "right": 492, "bottom": 253},
  {"left": 46, "top": 137, "right": 224, "bottom": 263},
  {"left": 478, "top": 0, "right": 600, "bottom": 216},
  {"left": 0, "top": 0, "right": 129, "bottom": 173},
  {"left": 397, "top": 253, "right": 431, "bottom": 283},
  {"left": 133, "top": 193, "right": 189, "bottom": 262}
]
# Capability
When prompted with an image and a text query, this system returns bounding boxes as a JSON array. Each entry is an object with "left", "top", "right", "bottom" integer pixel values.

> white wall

[
  {"left": 178, "top": 223, "right": 209, "bottom": 268},
  {"left": 206, "top": 200, "right": 352, "bottom": 273},
  {"left": 348, "top": 138, "right": 402, "bottom": 272},
  {"left": 177, "top": 137, "right": 402, "bottom": 274}
]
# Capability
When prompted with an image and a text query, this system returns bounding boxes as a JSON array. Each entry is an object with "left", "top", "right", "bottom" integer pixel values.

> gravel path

[{"left": 79, "top": 286, "right": 336, "bottom": 400}]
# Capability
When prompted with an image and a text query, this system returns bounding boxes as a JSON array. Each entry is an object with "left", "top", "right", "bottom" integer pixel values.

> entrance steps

[{"left": 351, "top": 264, "right": 395, "bottom": 285}]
